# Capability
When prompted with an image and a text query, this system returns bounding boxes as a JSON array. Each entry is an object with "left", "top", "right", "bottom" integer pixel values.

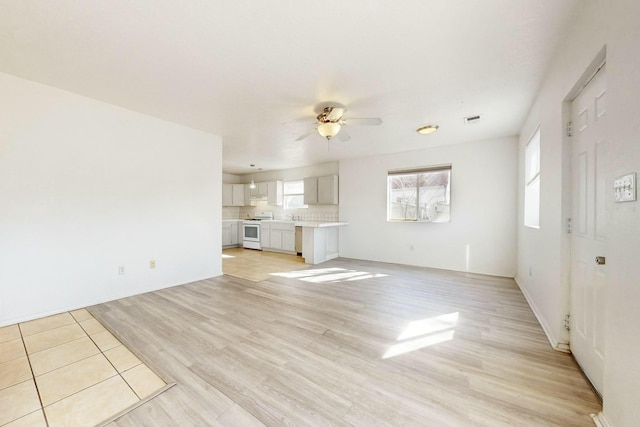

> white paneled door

[{"left": 570, "top": 64, "right": 607, "bottom": 395}]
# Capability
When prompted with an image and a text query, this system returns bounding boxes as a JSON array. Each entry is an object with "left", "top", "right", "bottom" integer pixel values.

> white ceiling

[{"left": 0, "top": 1, "right": 579, "bottom": 175}]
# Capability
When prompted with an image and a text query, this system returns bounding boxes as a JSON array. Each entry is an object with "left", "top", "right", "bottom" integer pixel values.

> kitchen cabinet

[
  {"left": 261, "top": 222, "right": 270, "bottom": 248},
  {"left": 222, "top": 184, "right": 233, "bottom": 206},
  {"left": 318, "top": 175, "right": 338, "bottom": 204},
  {"left": 300, "top": 222, "right": 347, "bottom": 264},
  {"left": 304, "top": 175, "right": 338, "bottom": 204},
  {"left": 282, "top": 228, "right": 296, "bottom": 252},
  {"left": 222, "top": 184, "right": 248, "bottom": 206},
  {"left": 222, "top": 220, "right": 241, "bottom": 247},
  {"left": 261, "top": 221, "right": 295, "bottom": 253},
  {"left": 250, "top": 182, "right": 267, "bottom": 199},
  {"left": 270, "top": 228, "right": 283, "bottom": 249},
  {"left": 267, "top": 181, "right": 283, "bottom": 206},
  {"left": 303, "top": 177, "right": 318, "bottom": 204},
  {"left": 249, "top": 181, "right": 283, "bottom": 206},
  {"left": 231, "top": 221, "right": 239, "bottom": 245},
  {"left": 232, "top": 184, "right": 246, "bottom": 206},
  {"left": 222, "top": 223, "right": 232, "bottom": 246}
]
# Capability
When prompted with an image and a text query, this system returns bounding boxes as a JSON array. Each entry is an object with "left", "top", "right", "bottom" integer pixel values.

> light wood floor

[
  {"left": 222, "top": 248, "right": 307, "bottom": 282},
  {"left": 89, "top": 258, "right": 601, "bottom": 426}
]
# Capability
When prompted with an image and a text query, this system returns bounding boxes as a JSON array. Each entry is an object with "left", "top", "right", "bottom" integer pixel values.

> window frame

[
  {"left": 524, "top": 127, "right": 541, "bottom": 229},
  {"left": 283, "top": 179, "right": 307, "bottom": 210},
  {"left": 387, "top": 164, "right": 452, "bottom": 223}
]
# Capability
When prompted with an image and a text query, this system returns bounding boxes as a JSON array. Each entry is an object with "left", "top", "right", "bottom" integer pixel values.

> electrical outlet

[
  {"left": 118, "top": 266, "right": 125, "bottom": 275},
  {"left": 150, "top": 260, "right": 156, "bottom": 269}
]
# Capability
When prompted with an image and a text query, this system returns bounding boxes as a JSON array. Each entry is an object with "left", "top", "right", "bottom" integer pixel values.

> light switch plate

[{"left": 614, "top": 172, "right": 637, "bottom": 202}]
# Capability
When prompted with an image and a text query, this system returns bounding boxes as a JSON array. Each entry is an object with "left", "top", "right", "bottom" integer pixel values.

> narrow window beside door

[{"left": 524, "top": 128, "right": 541, "bottom": 228}]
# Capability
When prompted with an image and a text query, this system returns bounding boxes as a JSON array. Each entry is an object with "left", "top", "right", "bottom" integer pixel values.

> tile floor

[
  {"left": 222, "top": 247, "right": 308, "bottom": 282},
  {"left": 0, "top": 309, "right": 167, "bottom": 427}
]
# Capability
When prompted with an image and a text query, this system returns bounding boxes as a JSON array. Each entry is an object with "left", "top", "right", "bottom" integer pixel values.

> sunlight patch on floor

[
  {"left": 383, "top": 312, "right": 459, "bottom": 359},
  {"left": 271, "top": 267, "right": 388, "bottom": 283},
  {"left": 398, "top": 312, "right": 459, "bottom": 340},
  {"left": 383, "top": 331, "right": 455, "bottom": 359}
]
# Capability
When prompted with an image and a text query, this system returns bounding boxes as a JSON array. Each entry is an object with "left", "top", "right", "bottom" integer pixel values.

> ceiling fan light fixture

[
  {"left": 416, "top": 124, "right": 439, "bottom": 135},
  {"left": 317, "top": 122, "right": 341, "bottom": 140}
]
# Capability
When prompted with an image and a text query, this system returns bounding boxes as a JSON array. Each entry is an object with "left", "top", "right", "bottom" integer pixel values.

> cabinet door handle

[{"left": 595, "top": 256, "right": 606, "bottom": 265}]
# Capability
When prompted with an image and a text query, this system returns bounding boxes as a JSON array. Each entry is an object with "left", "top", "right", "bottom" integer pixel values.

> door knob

[{"left": 595, "top": 256, "right": 606, "bottom": 265}]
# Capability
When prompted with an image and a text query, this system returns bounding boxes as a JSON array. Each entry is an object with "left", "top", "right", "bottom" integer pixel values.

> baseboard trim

[
  {"left": 514, "top": 277, "right": 570, "bottom": 353},
  {"left": 591, "top": 412, "right": 611, "bottom": 427}
]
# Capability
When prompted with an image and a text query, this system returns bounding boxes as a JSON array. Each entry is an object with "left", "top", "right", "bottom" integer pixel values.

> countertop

[
  {"left": 263, "top": 220, "right": 348, "bottom": 228},
  {"left": 223, "top": 219, "right": 348, "bottom": 228}
]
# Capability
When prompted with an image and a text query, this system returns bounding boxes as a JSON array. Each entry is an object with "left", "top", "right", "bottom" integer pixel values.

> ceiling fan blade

[
  {"left": 295, "top": 128, "right": 318, "bottom": 141},
  {"left": 345, "top": 118, "right": 382, "bottom": 126},
  {"left": 325, "top": 107, "right": 346, "bottom": 122},
  {"left": 336, "top": 129, "right": 351, "bottom": 142}
]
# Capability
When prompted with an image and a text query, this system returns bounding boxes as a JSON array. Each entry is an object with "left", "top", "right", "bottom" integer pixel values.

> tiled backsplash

[
  {"left": 222, "top": 207, "right": 241, "bottom": 219},
  {"left": 223, "top": 203, "right": 338, "bottom": 221}
]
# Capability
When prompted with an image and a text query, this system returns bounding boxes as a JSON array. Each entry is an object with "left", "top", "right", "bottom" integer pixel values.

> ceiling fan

[{"left": 295, "top": 106, "right": 382, "bottom": 142}]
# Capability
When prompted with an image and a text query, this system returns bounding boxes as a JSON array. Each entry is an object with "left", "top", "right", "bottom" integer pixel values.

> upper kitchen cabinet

[
  {"left": 304, "top": 175, "right": 338, "bottom": 204},
  {"left": 222, "top": 183, "right": 248, "bottom": 206},
  {"left": 250, "top": 182, "right": 269, "bottom": 199},
  {"left": 318, "top": 175, "right": 338, "bottom": 204},
  {"left": 232, "top": 184, "right": 247, "bottom": 206},
  {"left": 249, "top": 181, "right": 283, "bottom": 206},
  {"left": 267, "top": 181, "right": 283, "bottom": 206},
  {"left": 303, "top": 177, "right": 317, "bottom": 205}
]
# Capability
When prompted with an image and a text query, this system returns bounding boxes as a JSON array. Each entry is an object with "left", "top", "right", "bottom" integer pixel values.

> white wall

[
  {"left": 0, "top": 72, "right": 222, "bottom": 326},
  {"left": 339, "top": 137, "right": 517, "bottom": 277},
  {"left": 222, "top": 173, "right": 241, "bottom": 184},
  {"left": 515, "top": 0, "right": 608, "bottom": 354},
  {"left": 517, "top": 0, "right": 640, "bottom": 425}
]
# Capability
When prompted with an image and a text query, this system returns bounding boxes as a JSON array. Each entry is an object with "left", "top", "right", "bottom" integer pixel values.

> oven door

[{"left": 243, "top": 222, "right": 260, "bottom": 244}]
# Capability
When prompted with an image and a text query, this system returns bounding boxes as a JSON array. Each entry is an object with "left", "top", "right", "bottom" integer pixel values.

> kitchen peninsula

[{"left": 261, "top": 220, "right": 348, "bottom": 265}]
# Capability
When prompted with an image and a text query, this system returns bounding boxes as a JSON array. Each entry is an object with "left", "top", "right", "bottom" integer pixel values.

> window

[
  {"left": 524, "top": 128, "right": 540, "bottom": 228},
  {"left": 387, "top": 165, "right": 451, "bottom": 222},
  {"left": 283, "top": 180, "right": 306, "bottom": 210}
]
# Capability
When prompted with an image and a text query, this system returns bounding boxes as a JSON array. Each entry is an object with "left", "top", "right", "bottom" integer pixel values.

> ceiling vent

[{"left": 463, "top": 114, "right": 481, "bottom": 124}]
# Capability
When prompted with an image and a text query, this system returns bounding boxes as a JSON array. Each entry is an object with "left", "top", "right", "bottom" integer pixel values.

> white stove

[{"left": 242, "top": 211, "right": 273, "bottom": 250}]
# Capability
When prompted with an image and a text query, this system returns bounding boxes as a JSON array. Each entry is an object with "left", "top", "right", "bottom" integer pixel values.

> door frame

[{"left": 561, "top": 47, "right": 608, "bottom": 392}]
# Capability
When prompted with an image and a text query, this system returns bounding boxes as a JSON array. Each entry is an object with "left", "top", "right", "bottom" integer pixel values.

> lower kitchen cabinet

[
  {"left": 261, "top": 223, "right": 271, "bottom": 248},
  {"left": 261, "top": 222, "right": 295, "bottom": 253},
  {"left": 222, "top": 224, "right": 232, "bottom": 246},
  {"left": 222, "top": 220, "right": 241, "bottom": 248},
  {"left": 282, "top": 229, "right": 295, "bottom": 252}
]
